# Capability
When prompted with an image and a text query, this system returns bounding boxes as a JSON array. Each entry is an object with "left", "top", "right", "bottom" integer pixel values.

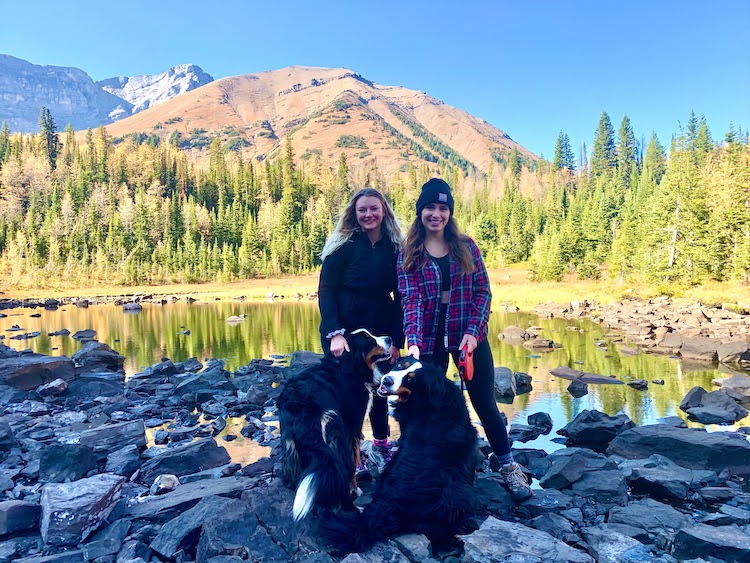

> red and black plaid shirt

[{"left": 397, "top": 236, "right": 491, "bottom": 354}]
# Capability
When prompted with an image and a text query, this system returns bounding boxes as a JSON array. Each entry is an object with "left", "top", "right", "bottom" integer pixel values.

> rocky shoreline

[
  {"left": 0, "top": 297, "right": 750, "bottom": 561},
  {"left": 0, "top": 332, "right": 749, "bottom": 563}
]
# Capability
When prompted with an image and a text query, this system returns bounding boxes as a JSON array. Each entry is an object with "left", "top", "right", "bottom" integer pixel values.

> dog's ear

[{"left": 419, "top": 365, "right": 449, "bottom": 403}]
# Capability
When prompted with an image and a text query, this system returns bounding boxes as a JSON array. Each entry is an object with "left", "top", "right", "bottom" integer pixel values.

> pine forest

[{"left": 0, "top": 109, "right": 748, "bottom": 290}]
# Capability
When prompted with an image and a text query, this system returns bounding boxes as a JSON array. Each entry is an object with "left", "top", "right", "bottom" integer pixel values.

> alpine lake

[{"left": 2, "top": 300, "right": 748, "bottom": 466}]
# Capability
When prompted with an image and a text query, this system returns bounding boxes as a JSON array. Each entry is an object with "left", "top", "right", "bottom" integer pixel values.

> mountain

[
  {"left": 0, "top": 54, "right": 212, "bottom": 132},
  {"left": 0, "top": 54, "right": 129, "bottom": 132},
  {"left": 96, "top": 64, "right": 213, "bottom": 114},
  {"left": 104, "top": 66, "right": 536, "bottom": 176}
]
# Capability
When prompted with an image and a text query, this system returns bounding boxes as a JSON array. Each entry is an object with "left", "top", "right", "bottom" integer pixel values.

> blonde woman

[{"left": 318, "top": 188, "right": 404, "bottom": 469}]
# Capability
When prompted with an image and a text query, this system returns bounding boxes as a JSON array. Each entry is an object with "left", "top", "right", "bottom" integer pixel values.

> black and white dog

[
  {"left": 277, "top": 329, "right": 393, "bottom": 521},
  {"left": 318, "top": 356, "right": 478, "bottom": 552}
]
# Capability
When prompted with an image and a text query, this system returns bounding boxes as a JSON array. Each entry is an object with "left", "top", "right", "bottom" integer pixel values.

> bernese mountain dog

[
  {"left": 317, "top": 356, "right": 479, "bottom": 553},
  {"left": 277, "top": 328, "right": 393, "bottom": 521}
]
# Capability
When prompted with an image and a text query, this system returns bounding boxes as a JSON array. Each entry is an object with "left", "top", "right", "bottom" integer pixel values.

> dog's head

[
  {"left": 346, "top": 329, "right": 392, "bottom": 375},
  {"left": 376, "top": 355, "right": 433, "bottom": 403}
]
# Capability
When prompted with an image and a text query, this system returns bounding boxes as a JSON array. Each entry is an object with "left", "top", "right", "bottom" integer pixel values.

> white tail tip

[{"left": 292, "top": 473, "right": 316, "bottom": 521}]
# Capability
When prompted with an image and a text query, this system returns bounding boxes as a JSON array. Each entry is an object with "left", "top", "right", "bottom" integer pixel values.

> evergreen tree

[
  {"left": 642, "top": 133, "right": 667, "bottom": 184},
  {"left": 617, "top": 116, "right": 637, "bottom": 187},
  {"left": 591, "top": 111, "right": 617, "bottom": 178},
  {"left": 0, "top": 122, "right": 9, "bottom": 165},
  {"left": 38, "top": 107, "right": 59, "bottom": 170},
  {"left": 552, "top": 131, "right": 575, "bottom": 172}
]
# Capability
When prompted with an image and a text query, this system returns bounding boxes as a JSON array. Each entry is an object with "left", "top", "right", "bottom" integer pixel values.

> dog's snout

[
  {"left": 384, "top": 337, "right": 392, "bottom": 349},
  {"left": 382, "top": 375, "right": 394, "bottom": 387}
]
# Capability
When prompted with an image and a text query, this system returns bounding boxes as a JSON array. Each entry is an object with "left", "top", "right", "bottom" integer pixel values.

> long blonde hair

[
  {"left": 401, "top": 214, "right": 475, "bottom": 275},
  {"left": 321, "top": 188, "right": 404, "bottom": 260}
]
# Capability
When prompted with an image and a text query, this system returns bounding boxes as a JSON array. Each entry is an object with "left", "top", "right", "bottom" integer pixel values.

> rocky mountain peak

[{"left": 96, "top": 64, "right": 213, "bottom": 114}]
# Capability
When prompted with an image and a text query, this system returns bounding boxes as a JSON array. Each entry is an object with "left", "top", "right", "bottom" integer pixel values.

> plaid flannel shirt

[{"left": 397, "top": 236, "right": 491, "bottom": 354}]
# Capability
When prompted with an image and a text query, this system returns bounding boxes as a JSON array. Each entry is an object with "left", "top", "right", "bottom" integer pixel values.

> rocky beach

[{"left": 0, "top": 296, "right": 749, "bottom": 562}]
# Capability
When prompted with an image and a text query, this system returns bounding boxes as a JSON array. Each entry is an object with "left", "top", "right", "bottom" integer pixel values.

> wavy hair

[
  {"left": 321, "top": 188, "right": 404, "bottom": 260},
  {"left": 401, "top": 214, "right": 475, "bottom": 275}
]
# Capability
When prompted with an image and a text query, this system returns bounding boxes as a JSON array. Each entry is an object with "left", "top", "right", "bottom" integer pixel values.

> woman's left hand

[
  {"left": 388, "top": 345, "right": 401, "bottom": 364},
  {"left": 459, "top": 334, "right": 477, "bottom": 353}
]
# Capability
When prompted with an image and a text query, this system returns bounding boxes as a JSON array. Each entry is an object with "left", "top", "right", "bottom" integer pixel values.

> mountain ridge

[{"left": 103, "top": 65, "right": 537, "bottom": 176}]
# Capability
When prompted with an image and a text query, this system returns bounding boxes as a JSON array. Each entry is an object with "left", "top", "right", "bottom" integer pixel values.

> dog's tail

[{"left": 292, "top": 414, "right": 355, "bottom": 521}]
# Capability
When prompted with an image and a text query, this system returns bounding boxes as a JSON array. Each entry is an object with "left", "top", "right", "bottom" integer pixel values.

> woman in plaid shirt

[{"left": 397, "top": 178, "right": 532, "bottom": 501}]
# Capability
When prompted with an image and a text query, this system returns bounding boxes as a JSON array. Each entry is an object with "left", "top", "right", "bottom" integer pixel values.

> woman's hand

[
  {"left": 330, "top": 334, "right": 350, "bottom": 357},
  {"left": 388, "top": 345, "right": 401, "bottom": 364},
  {"left": 408, "top": 345, "right": 420, "bottom": 359},
  {"left": 459, "top": 334, "right": 477, "bottom": 353}
]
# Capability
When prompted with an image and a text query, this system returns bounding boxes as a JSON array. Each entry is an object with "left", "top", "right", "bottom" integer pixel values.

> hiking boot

[
  {"left": 500, "top": 461, "right": 533, "bottom": 502},
  {"left": 369, "top": 442, "right": 394, "bottom": 473}
]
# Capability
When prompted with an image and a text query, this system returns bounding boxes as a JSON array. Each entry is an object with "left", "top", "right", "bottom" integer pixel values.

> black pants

[
  {"left": 423, "top": 333, "right": 511, "bottom": 458},
  {"left": 321, "top": 336, "right": 389, "bottom": 441}
]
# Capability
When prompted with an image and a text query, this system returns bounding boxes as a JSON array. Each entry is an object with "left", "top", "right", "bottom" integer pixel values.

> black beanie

[{"left": 416, "top": 178, "right": 454, "bottom": 215}]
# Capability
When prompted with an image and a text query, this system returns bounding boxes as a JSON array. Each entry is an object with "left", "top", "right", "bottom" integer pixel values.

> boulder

[
  {"left": 672, "top": 523, "right": 750, "bottom": 562},
  {"left": 607, "top": 424, "right": 750, "bottom": 478},
  {"left": 139, "top": 438, "right": 231, "bottom": 484},
  {"left": 622, "top": 454, "right": 718, "bottom": 501},
  {"left": 680, "top": 336, "right": 719, "bottom": 361},
  {"left": 568, "top": 379, "right": 589, "bottom": 398},
  {"left": 40, "top": 444, "right": 97, "bottom": 483},
  {"left": 558, "top": 410, "right": 635, "bottom": 450},
  {"left": 493, "top": 367, "right": 516, "bottom": 399},
  {"left": 0, "top": 500, "right": 40, "bottom": 535},
  {"left": 0, "top": 354, "right": 75, "bottom": 390},
  {"left": 40, "top": 473, "right": 125, "bottom": 546},
  {"left": 461, "top": 516, "right": 594, "bottom": 562},
  {"left": 72, "top": 341, "right": 125, "bottom": 373}
]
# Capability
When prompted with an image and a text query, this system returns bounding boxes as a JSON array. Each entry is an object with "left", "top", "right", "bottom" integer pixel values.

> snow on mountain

[{"left": 96, "top": 64, "right": 213, "bottom": 114}]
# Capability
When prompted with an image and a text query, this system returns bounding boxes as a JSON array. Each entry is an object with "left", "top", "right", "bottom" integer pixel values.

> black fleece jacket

[{"left": 318, "top": 231, "right": 404, "bottom": 349}]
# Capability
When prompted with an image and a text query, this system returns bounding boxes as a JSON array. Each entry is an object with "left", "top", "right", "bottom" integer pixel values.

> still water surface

[{"left": 2, "top": 301, "right": 748, "bottom": 461}]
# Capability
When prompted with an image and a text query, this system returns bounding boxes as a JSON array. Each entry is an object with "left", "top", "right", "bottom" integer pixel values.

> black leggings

[
  {"left": 321, "top": 336, "right": 389, "bottom": 441},
  {"left": 423, "top": 337, "right": 511, "bottom": 458}
]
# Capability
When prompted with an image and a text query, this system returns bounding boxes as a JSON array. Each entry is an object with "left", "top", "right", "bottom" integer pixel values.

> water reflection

[{"left": 2, "top": 302, "right": 747, "bottom": 459}]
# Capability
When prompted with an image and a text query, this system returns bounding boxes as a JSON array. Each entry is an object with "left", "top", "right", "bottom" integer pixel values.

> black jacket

[{"left": 318, "top": 231, "right": 404, "bottom": 349}]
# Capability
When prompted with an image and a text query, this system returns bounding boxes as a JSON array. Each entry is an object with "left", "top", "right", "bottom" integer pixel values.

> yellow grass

[{"left": 2, "top": 264, "right": 750, "bottom": 311}]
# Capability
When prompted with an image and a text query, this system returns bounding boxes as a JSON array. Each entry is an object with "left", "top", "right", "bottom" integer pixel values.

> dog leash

[{"left": 457, "top": 345, "right": 474, "bottom": 385}]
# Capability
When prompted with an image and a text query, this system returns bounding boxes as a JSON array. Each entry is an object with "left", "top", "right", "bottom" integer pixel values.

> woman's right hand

[
  {"left": 330, "top": 334, "right": 350, "bottom": 357},
  {"left": 408, "top": 345, "right": 420, "bottom": 359}
]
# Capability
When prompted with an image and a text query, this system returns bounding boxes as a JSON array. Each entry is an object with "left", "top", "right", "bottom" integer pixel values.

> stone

[
  {"left": 672, "top": 523, "right": 750, "bottom": 562},
  {"left": 140, "top": 438, "right": 231, "bottom": 484},
  {"left": 582, "top": 525, "right": 654, "bottom": 563},
  {"left": 0, "top": 500, "right": 40, "bottom": 535},
  {"left": 36, "top": 378, "right": 68, "bottom": 397},
  {"left": 493, "top": 367, "right": 516, "bottom": 398},
  {"left": 72, "top": 341, "right": 125, "bottom": 373},
  {"left": 40, "top": 473, "right": 125, "bottom": 546},
  {"left": 608, "top": 498, "right": 691, "bottom": 533},
  {"left": 607, "top": 424, "right": 750, "bottom": 479},
  {"left": 0, "top": 355, "right": 75, "bottom": 390},
  {"left": 39, "top": 444, "right": 97, "bottom": 483},
  {"left": 568, "top": 379, "right": 589, "bottom": 398},
  {"left": 624, "top": 455, "right": 717, "bottom": 501},
  {"left": 558, "top": 409, "right": 635, "bottom": 450},
  {"left": 461, "top": 516, "right": 594, "bottom": 562},
  {"left": 79, "top": 418, "right": 147, "bottom": 454},
  {"left": 105, "top": 444, "right": 141, "bottom": 476}
]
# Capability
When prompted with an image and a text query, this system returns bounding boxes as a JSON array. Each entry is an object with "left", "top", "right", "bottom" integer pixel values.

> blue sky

[{"left": 2, "top": 0, "right": 748, "bottom": 159}]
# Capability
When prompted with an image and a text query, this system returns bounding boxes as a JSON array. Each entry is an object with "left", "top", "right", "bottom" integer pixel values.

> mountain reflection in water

[{"left": 2, "top": 301, "right": 747, "bottom": 462}]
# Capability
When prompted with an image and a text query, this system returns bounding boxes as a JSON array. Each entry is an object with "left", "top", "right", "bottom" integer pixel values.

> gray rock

[
  {"left": 582, "top": 525, "right": 655, "bottom": 563},
  {"left": 493, "top": 367, "right": 516, "bottom": 398},
  {"left": 680, "top": 386, "right": 707, "bottom": 411},
  {"left": 124, "top": 476, "right": 258, "bottom": 519},
  {"left": 680, "top": 336, "right": 719, "bottom": 361},
  {"left": 0, "top": 354, "right": 75, "bottom": 390},
  {"left": 150, "top": 496, "right": 236, "bottom": 559},
  {"left": 105, "top": 444, "right": 141, "bottom": 476},
  {"left": 40, "top": 473, "right": 125, "bottom": 546},
  {"left": 608, "top": 498, "right": 691, "bottom": 533},
  {"left": 39, "top": 444, "right": 97, "bottom": 483},
  {"left": 79, "top": 419, "right": 147, "bottom": 455},
  {"left": 0, "top": 500, "right": 40, "bottom": 535},
  {"left": 36, "top": 378, "right": 68, "bottom": 397},
  {"left": 140, "top": 438, "right": 230, "bottom": 484},
  {"left": 559, "top": 409, "right": 635, "bottom": 450},
  {"left": 624, "top": 454, "right": 718, "bottom": 501},
  {"left": 607, "top": 424, "right": 750, "bottom": 478},
  {"left": 461, "top": 516, "right": 594, "bottom": 562},
  {"left": 672, "top": 523, "right": 750, "bottom": 562},
  {"left": 72, "top": 341, "right": 125, "bottom": 373},
  {"left": 568, "top": 379, "right": 589, "bottom": 398}
]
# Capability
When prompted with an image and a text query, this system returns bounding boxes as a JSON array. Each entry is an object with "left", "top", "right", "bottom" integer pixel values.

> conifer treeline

[{"left": 0, "top": 110, "right": 747, "bottom": 287}]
